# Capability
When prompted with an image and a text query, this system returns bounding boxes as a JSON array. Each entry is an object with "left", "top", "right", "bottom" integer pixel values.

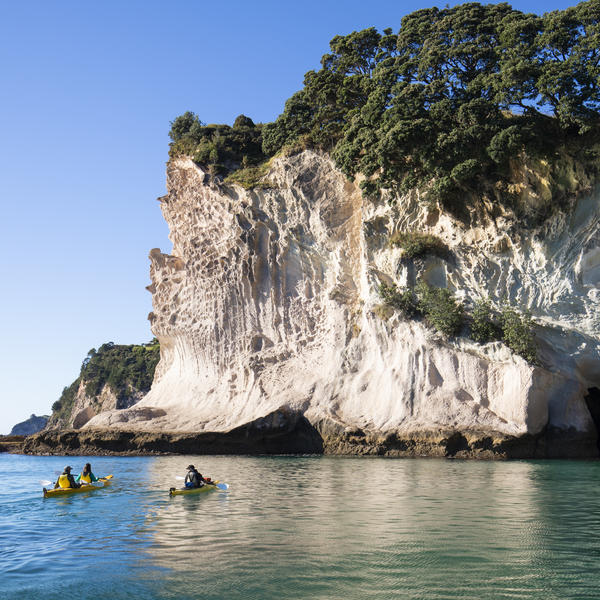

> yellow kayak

[
  {"left": 43, "top": 475, "right": 113, "bottom": 497},
  {"left": 169, "top": 481, "right": 222, "bottom": 496}
]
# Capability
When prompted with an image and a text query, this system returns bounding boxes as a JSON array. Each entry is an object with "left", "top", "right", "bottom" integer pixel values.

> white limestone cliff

[{"left": 85, "top": 152, "right": 600, "bottom": 452}]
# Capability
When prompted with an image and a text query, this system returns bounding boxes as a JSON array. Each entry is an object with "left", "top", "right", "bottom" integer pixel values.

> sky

[{"left": 0, "top": 0, "right": 580, "bottom": 434}]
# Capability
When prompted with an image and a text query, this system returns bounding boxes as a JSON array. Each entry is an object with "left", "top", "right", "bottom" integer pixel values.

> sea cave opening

[{"left": 584, "top": 387, "right": 600, "bottom": 454}]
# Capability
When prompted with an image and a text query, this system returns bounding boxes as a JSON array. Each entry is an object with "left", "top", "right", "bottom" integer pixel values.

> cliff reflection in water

[{"left": 136, "top": 456, "right": 600, "bottom": 600}]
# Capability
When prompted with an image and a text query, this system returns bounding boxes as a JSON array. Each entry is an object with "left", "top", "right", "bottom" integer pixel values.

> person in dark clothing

[
  {"left": 184, "top": 465, "right": 206, "bottom": 489},
  {"left": 54, "top": 466, "right": 81, "bottom": 489}
]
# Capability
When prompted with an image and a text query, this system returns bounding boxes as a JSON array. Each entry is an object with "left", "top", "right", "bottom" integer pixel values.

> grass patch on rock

[{"left": 224, "top": 159, "right": 274, "bottom": 189}]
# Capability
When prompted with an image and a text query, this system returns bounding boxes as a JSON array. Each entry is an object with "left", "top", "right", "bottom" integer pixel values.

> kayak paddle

[{"left": 175, "top": 476, "right": 228, "bottom": 490}]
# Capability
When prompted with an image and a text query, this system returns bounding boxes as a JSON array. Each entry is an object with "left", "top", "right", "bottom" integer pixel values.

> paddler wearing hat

[
  {"left": 184, "top": 465, "right": 206, "bottom": 489},
  {"left": 54, "top": 465, "right": 82, "bottom": 489}
]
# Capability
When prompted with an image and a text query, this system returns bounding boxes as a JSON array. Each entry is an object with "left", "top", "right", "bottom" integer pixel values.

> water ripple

[{"left": 2, "top": 455, "right": 600, "bottom": 599}]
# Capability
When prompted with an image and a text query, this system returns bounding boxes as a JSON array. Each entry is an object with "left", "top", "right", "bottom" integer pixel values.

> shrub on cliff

[
  {"left": 471, "top": 299, "right": 500, "bottom": 344},
  {"left": 169, "top": 111, "right": 205, "bottom": 142},
  {"left": 379, "top": 281, "right": 464, "bottom": 337},
  {"left": 233, "top": 114, "right": 255, "bottom": 129},
  {"left": 379, "top": 282, "right": 539, "bottom": 360},
  {"left": 389, "top": 232, "right": 448, "bottom": 259},
  {"left": 415, "top": 282, "right": 464, "bottom": 338},
  {"left": 379, "top": 282, "right": 418, "bottom": 317},
  {"left": 470, "top": 298, "right": 536, "bottom": 361},
  {"left": 500, "top": 304, "right": 537, "bottom": 363},
  {"left": 169, "top": 113, "right": 266, "bottom": 178}
]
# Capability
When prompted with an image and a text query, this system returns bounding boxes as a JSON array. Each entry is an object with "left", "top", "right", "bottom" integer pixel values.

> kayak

[
  {"left": 43, "top": 475, "right": 113, "bottom": 497},
  {"left": 169, "top": 481, "right": 220, "bottom": 496}
]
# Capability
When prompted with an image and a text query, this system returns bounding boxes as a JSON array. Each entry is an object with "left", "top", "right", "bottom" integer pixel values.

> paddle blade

[
  {"left": 175, "top": 476, "right": 185, "bottom": 480},
  {"left": 40, "top": 480, "right": 53, "bottom": 487},
  {"left": 216, "top": 483, "right": 229, "bottom": 490}
]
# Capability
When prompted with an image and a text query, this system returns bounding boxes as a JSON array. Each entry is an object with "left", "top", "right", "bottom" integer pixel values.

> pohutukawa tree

[{"left": 171, "top": 1, "right": 600, "bottom": 210}]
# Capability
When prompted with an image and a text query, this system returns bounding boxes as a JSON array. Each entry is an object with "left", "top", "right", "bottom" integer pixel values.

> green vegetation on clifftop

[
  {"left": 169, "top": 112, "right": 267, "bottom": 178},
  {"left": 49, "top": 340, "right": 160, "bottom": 427},
  {"left": 171, "top": 1, "right": 600, "bottom": 209}
]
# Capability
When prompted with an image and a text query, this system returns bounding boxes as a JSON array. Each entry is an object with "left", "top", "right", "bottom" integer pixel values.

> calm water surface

[{"left": 1, "top": 454, "right": 599, "bottom": 599}]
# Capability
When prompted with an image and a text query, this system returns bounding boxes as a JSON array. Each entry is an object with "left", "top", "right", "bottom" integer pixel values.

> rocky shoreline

[
  {"left": 0, "top": 435, "right": 25, "bottom": 453},
  {"left": 20, "top": 410, "right": 598, "bottom": 459}
]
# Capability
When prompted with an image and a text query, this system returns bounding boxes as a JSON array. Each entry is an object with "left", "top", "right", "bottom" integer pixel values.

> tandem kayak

[
  {"left": 43, "top": 475, "right": 113, "bottom": 497},
  {"left": 169, "top": 481, "right": 223, "bottom": 496}
]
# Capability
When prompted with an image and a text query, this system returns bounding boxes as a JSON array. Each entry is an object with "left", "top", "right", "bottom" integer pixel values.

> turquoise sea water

[{"left": 1, "top": 454, "right": 599, "bottom": 600}]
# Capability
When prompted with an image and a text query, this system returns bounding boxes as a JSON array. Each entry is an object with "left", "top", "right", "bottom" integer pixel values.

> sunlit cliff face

[{"left": 85, "top": 151, "right": 600, "bottom": 449}]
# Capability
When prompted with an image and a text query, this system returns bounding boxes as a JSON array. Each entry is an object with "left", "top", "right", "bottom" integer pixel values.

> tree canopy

[
  {"left": 169, "top": 112, "right": 266, "bottom": 176},
  {"left": 50, "top": 340, "right": 160, "bottom": 424},
  {"left": 170, "top": 1, "right": 600, "bottom": 208}
]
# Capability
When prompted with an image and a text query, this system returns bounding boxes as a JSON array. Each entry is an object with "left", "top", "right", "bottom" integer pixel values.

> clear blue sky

[{"left": 0, "top": 0, "right": 579, "bottom": 433}]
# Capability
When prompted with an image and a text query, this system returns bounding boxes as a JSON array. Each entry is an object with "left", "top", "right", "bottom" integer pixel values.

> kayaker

[
  {"left": 184, "top": 465, "right": 206, "bottom": 489},
  {"left": 54, "top": 466, "right": 81, "bottom": 489},
  {"left": 76, "top": 462, "right": 99, "bottom": 484}
]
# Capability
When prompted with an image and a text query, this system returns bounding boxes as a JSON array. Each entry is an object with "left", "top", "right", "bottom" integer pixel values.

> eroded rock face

[
  {"left": 85, "top": 152, "right": 600, "bottom": 456},
  {"left": 50, "top": 381, "right": 145, "bottom": 430}
]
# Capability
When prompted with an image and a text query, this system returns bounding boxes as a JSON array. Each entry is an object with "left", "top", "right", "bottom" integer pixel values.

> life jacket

[
  {"left": 80, "top": 473, "right": 92, "bottom": 483},
  {"left": 187, "top": 471, "right": 203, "bottom": 488},
  {"left": 58, "top": 474, "right": 73, "bottom": 489}
]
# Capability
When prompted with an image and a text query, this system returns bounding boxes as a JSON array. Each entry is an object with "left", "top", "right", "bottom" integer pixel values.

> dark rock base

[
  {"left": 23, "top": 410, "right": 323, "bottom": 456},
  {"left": 0, "top": 435, "right": 25, "bottom": 453},
  {"left": 319, "top": 423, "right": 598, "bottom": 459},
  {"left": 20, "top": 410, "right": 598, "bottom": 459}
]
